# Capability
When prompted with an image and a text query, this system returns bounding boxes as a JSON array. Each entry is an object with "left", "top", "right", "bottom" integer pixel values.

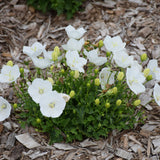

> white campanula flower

[
  {"left": 113, "top": 50, "right": 134, "bottom": 68},
  {"left": 104, "top": 35, "right": 126, "bottom": 53},
  {"left": 99, "top": 67, "right": 115, "bottom": 90},
  {"left": 23, "top": 42, "right": 46, "bottom": 57},
  {"left": 0, "top": 97, "right": 11, "bottom": 121},
  {"left": 39, "top": 91, "right": 66, "bottom": 118},
  {"left": 31, "top": 57, "right": 53, "bottom": 69},
  {"left": 84, "top": 49, "right": 107, "bottom": 66},
  {"left": 65, "top": 25, "right": 86, "bottom": 39},
  {"left": 0, "top": 65, "right": 20, "bottom": 83},
  {"left": 130, "top": 60, "right": 142, "bottom": 72},
  {"left": 28, "top": 78, "right": 52, "bottom": 104},
  {"left": 62, "top": 38, "right": 84, "bottom": 51},
  {"left": 66, "top": 50, "right": 87, "bottom": 73},
  {"left": 60, "top": 93, "right": 70, "bottom": 102},
  {"left": 147, "top": 59, "right": 160, "bottom": 81},
  {"left": 126, "top": 67, "right": 145, "bottom": 95},
  {"left": 153, "top": 83, "right": 160, "bottom": 106}
]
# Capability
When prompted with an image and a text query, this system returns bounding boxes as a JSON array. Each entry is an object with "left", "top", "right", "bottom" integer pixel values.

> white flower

[
  {"left": 147, "top": 59, "right": 160, "bottom": 81},
  {"left": 60, "top": 93, "right": 70, "bottom": 102},
  {"left": 66, "top": 50, "right": 87, "bottom": 73},
  {"left": 113, "top": 50, "right": 134, "bottom": 68},
  {"left": 84, "top": 49, "right": 107, "bottom": 66},
  {"left": 62, "top": 38, "right": 84, "bottom": 51},
  {"left": 104, "top": 35, "right": 126, "bottom": 53},
  {"left": 31, "top": 57, "right": 53, "bottom": 69},
  {"left": 153, "top": 83, "right": 160, "bottom": 106},
  {"left": 39, "top": 91, "right": 66, "bottom": 118},
  {"left": 65, "top": 25, "right": 86, "bottom": 39},
  {"left": 0, "top": 65, "right": 20, "bottom": 83},
  {"left": 99, "top": 67, "right": 115, "bottom": 90},
  {"left": 28, "top": 78, "right": 52, "bottom": 103},
  {"left": 131, "top": 60, "right": 142, "bottom": 72},
  {"left": 23, "top": 42, "right": 46, "bottom": 57},
  {"left": 0, "top": 97, "right": 11, "bottom": 121},
  {"left": 126, "top": 67, "right": 145, "bottom": 95}
]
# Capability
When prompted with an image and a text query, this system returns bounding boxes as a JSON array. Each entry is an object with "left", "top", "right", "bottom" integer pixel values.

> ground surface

[{"left": 0, "top": 0, "right": 160, "bottom": 159}]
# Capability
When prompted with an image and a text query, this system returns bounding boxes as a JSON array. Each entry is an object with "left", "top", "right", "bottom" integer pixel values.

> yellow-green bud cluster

[
  {"left": 133, "top": 99, "right": 141, "bottom": 106},
  {"left": 116, "top": 99, "right": 122, "bottom": 106},
  {"left": 69, "top": 90, "right": 75, "bottom": 98},
  {"left": 95, "top": 98, "right": 100, "bottom": 106},
  {"left": 117, "top": 72, "right": 124, "bottom": 81},
  {"left": 143, "top": 68, "right": 150, "bottom": 77},
  {"left": 98, "top": 40, "right": 104, "bottom": 48},
  {"left": 140, "top": 53, "right": 148, "bottom": 62},
  {"left": 7, "top": 60, "right": 13, "bottom": 66},
  {"left": 94, "top": 78, "right": 100, "bottom": 86},
  {"left": 74, "top": 70, "right": 79, "bottom": 79}
]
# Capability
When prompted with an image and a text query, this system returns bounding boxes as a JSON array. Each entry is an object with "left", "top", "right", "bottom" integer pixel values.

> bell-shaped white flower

[
  {"left": 113, "top": 50, "right": 134, "bottom": 68},
  {"left": 126, "top": 67, "right": 145, "bottom": 95},
  {"left": 23, "top": 42, "right": 46, "bottom": 57},
  {"left": 84, "top": 49, "right": 107, "bottom": 66},
  {"left": 66, "top": 50, "right": 87, "bottom": 73},
  {"left": 99, "top": 67, "right": 115, "bottom": 90},
  {"left": 28, "top": 78, "right": 52, "bottom": 103},
  {"left": 31, "top": 57, "right": 53, "bottom": 69},
  {"left": 147, "top": 59, "right": 160, "bottom": 81},
  {"left": 131, "top": 60, "right": 142, "bottom": 72},
  {"left": 0, "top": 65, "right": 20, "bottom": 83},
  {"left": 62, "top": 38, "right": 84, "bottom": 51},
  {"left": 104, "top": 35, "right": 126, "bottom": 53},
  {"left": 153, "top": 83, "right": 160, "bottom": 106},
  {"left": 39, "top": 91, "right": 66, "bottom": 118},
  {"left": 0, "top": 97, "right": 11, "bottom": 121},
  {"left": 65, "top": 25, "right": 86, "bottom": 39}
]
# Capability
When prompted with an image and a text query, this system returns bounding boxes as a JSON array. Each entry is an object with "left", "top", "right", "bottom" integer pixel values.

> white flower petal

[{"left": 153, "top": 83, "right": 160, "bottom": 106}]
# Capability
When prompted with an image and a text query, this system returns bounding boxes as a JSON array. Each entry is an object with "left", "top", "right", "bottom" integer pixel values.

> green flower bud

[
  {"left": 20, "top": 68, "right": 24, "bottom": 74},
  {"left": 36, "top": 118, "right": 41, "bottom": 123},
  {"left": 69, "top": 90, "right": 75, "bottom": 98},
  {"left": 98, "top": 40, "right": 104, "bottom": 48},
  {"left": 98, "top": 123, "right": 101, "bottom": 128},
  {"left": 116, "top": 99, "right": 122, "bottom": 106},
  {"left": 143, "top": 68, "right": 150, "bottom": 77},
  {"left": 117, "top": 72, "right": 124, "bottom": 81},
  {"left": 106, "top": 51, "right": 111, "bottom": 57},
  {"left": 105, "top": 102, "right": 110, "bottom": 109},
  {"left": 54, "top": 46, "right": 60, "bottom": 56},
  {"left": 87, "top": 82, "right": 90, "bottom": 87},
  {"left": 133, "top": 99, "right": 141, "bottom": 106},
  {"left": 141, "top": 53, "right": 148, "bottom": 62},
  {"left": 70, "top": 70, "right": 74, "bottom": 77},
  {"left": 95, "top": 98, "right": 100, "bottom": 106},
  {"left": 13, "top": 103, "right": 17, "bottom": 109},
  {"left": 7, "top": 60, "right": 13, "bottom": 66},
  {"left": 50, "top": 65, "right": 54, "bottom": 71},
  {"left": 94, "top": 69, "right": 99, "bottom": 74},
  {"left": 95, "top": 78, "right": 100, "bottom": 86},
  {"left": 52, "top": 51, "right": 58, "bottom": 61},
  {"left": 112, "top": 87, "right": 117, "bottom": 94},
  {"left": 61, "top": 69, "right": 65, "bottom": 74},
  {"left": 74, "top": 70, "right": 79, "bottom": 79},
  {"left": 146, "top": 75, "right": 152, "bottom": 81},
  {"left": 73, "top": 109, "right": 76, "bottom": 114}
]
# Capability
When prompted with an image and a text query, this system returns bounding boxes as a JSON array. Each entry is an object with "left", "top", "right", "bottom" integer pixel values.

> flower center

[
  {"left": 0, "top": 104, "right": 7, "bottom": 111},
  {"left": 129, "top": 78, "right": 138, "bottom": 85},
  {"left": 156, "top": 95, "right": 160, "bottom": 101},
  {"left": 5, "top": 71, "right": 14, "bottom": 81},
  {"left": 49, "top": 102, "right": 55, "bottom": 108},
  {"left": 31, "top": 46, "right": 37, "bottom": 52},
  {"left": 39, "top": 88, "right": 44, "bottom": 94},
  {"left": 112, "top": 42, "right": 118, "bottom": 48}
]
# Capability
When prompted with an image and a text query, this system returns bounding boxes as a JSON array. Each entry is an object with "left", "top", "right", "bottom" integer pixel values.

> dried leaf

[
  {"left": 80, "top": 138, "right": 97, "bottom": 148},
  {"left": 53, "top": 143, "right": 75, "bottom": 150}
]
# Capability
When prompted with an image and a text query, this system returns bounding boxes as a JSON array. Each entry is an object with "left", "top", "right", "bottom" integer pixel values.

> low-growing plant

[
  {"left": 0, "top": 25, "right": 159, "bottom": 144},
  {"left": 27, "top": 0, "right": 85, "bottom": 19}
]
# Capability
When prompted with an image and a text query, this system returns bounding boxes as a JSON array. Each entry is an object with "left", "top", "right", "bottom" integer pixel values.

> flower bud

[
  {"left": 146, "top": 75, "right": 152, "bottom": 81},
  {"left": 20, "top": 68, "right": 24, "bottom": 74},
  {"left": 112, "top": 87, "right": 117, "bottom": 94},
  {"left": 95, "top": 78, "right": 100, "bottom": 86},
  {"left": 141, "top": 53, "right": 148, "bottom": 62},
  {"left": 133, "top": 99, "right": 141, "bottom": 106},
  {"left": 98, "top": 123, "right": 101, "bottom": 128},
  {"left": 36, "top": 118, "right": 41, "bottom": 123},
  {"left": 105, "top": 102, "right": 110, "bottom": 109},
  {"left": 106, "top": 51, "right": 111, "bottom": 57},
  {"left": 69, "top": 90, "right": 75, "bottom": 98},
  {"left": 117, "top": 72, "right": 124, "bottom": 81},
  {"left": 143, "top": 68, "right": 150, "bottom": 77},
  {"left": 54, "top": 46, "right": 60, "bottom": 56},
  {"left": 13, "top": 103, "right": 17, "bottom": 109},
  {"left": 95, "top": 98, "right": 100, "bottom": 106},
  {"left": 70, "top": 70, "right": 74, "bottom": 77},
  {"left": 61, "top": 69, "right": 65, "bottom": 74},
  {"left": 47, "top": 77, "right": 54, "bottom": 85},
  {"left": 74, "top": 70, "right": 79, "bottom": 79},
  {"left": 98, "top": 40, "right": 104, "bottom": 48},
  {"left": 116, "top": 99, "right": 122, "bottom": 106},
  {"left": 94, "top": 69, "right": 99, "bottom": 74},
  {"left": 7, "top": 60, "right": 13, "bottom": 66},
  {"left": 87, "top": 82, "right": 90, "bottom": 87},
  {"left": 52, "top": 51, "right": 58, "bottom": 61},
  {"left": 50, "top": 65, "right": 54, "bottom": 71}
]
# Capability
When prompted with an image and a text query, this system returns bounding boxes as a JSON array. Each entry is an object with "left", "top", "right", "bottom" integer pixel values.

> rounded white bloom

[
  {"left": 84, "top": 49, "right": 107, "bottom": 66},
  {"left": 153, "top": 83, "right": 160, "bottom": 106},
  {"left": 147, "top": 59, "right": 160, "bottom": 81},
  {"left": 0, "top": 65, "right": 20, "bottom": 83},
  {"left": 62, "top": 38, "right": 84, "bottom": 51},
  {"left": 0, "top": 97, "right": 11, "bottom": 121},
  {"left": 126, "top": 67, "right": 145, "bottom": 95},
  {"left": 66, "top": 50, "right": 87, "bottom": 73},
  {"left": 130, "top": 60, "right": 142, "bottom": 72},
  {"left": 31, "top": 57, "right": 53, "bottom": 69},
  {"left": 28, "top": 78, "right": 52, "bottom": 103},
  {"left": 39, "top": 91, "right": 66, "bottom": 118},
  {"left": 113, "top": 51, "right": 134, "bottom": 68},
  {"left": 65, "top": 25, "right": 86, "bottom": 39},
  {"left": 23, "top": 42, "right": 46, "bottom": 57},
  {"left": 104, "top": 35, "right": 126, "bottom": 53},
  {"left": 99, "top": 67, "right": 115, "bottom": 90}
]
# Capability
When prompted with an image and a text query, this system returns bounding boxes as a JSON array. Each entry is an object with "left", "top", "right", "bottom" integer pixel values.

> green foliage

[
  {"left": 14, "top": 42, "right": 144, "bottom": 143},
  {"left": 26, "top": 0, "right": 85, "bottom": 19}
]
